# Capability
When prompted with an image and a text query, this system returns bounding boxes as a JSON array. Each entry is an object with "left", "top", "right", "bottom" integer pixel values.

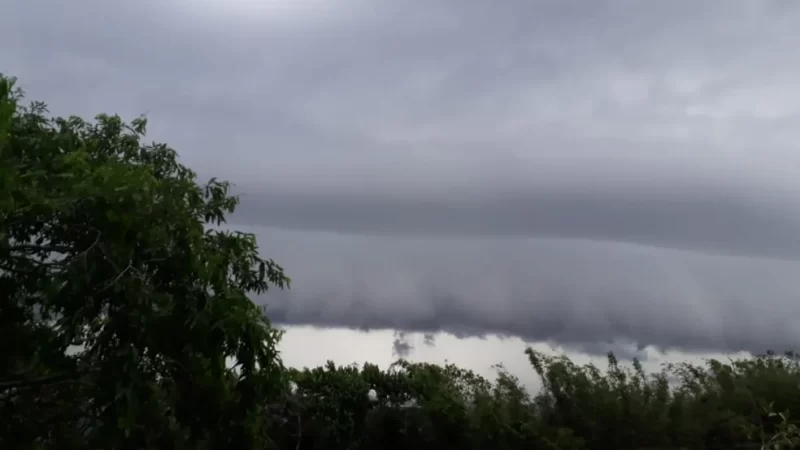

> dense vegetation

[{"left": 2, "top": 73, "right": 800, "bottom": 450}]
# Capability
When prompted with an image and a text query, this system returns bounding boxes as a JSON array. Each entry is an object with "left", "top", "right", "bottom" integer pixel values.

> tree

[{"left": 0, "top": 74, "right": 290, "bottom": 449}]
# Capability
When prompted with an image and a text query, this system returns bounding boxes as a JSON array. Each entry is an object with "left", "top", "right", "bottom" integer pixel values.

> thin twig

[
  {"left": 97, "top": 263, "right": 133, "bottom": 293},
  {"left": 295, "top": 408, "right": 302, "bottom": 450}
]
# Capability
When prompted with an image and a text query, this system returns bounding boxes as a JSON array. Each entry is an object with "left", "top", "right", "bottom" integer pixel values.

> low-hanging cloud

[
  {"left": 248, "top": 226, "right": 800, "bottom": 357},
  {"left": 392, "top": 331, "right": 414, "bottom": 359}
]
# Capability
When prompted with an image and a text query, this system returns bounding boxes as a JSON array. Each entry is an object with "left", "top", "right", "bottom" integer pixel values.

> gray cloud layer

[
  {"left": 5, "top": 1, "right": 800, "bottom": 355},
  {"left": 231, "top": 186, "right": 800, "bottom": 260},
  {"left": 251, "top": 227, "right": 800, "bottom": 356}
]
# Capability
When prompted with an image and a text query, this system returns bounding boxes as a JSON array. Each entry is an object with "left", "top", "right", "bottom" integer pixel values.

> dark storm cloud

[
  {"left": 5, "top": 1, "right": 800, "bottom": 354},
  {"left": 251, "top": 227, "right": 800, "bottom": 357},
  {"left": 231, "top": 183, "right": 800, "bottom": 260},
  {"left": 392, "top": 332, "right": 414, "bottom": 359}
]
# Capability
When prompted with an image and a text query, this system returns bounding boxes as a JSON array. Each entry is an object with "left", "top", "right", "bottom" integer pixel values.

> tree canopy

[
  {"left": 2, "top": 74, "right": 800, "bottom": 450},
  {"left": 0, "top": 74, "right": 289, "bottom": 449}
]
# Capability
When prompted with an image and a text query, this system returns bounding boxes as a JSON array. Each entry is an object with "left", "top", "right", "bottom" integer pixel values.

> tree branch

[
  {"left": 6, "top": 243, "right": 71, "bottom": 254},
  {"left": 97, "top": 263, "right": 133, "bottom": 293},
  {"left": 0, "top": 373, "right": 92, "bottom": 391}
]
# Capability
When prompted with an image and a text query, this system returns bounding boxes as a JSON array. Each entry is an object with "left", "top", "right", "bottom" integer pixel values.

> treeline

[
  {"left": 269, "top": 350, "right": 800, "bottom": 450},
  {"left": 2, "top": 73, "right": 800, "bottom": 450}
]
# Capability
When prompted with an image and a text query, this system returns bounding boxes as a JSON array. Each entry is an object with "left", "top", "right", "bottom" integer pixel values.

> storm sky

[{"left": 4, "top": 0, "right": 800, "bottom": 377}]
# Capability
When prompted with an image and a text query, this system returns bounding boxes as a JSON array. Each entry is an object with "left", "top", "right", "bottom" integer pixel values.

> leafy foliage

[
  {"left": 3, "top": 74, "right": 800, "bottom": 450},
  {"left": 0, "top": 74, "right": 289, "bottom": 449},
  {"left": 271, "top": 351, "right": 800, "bottom": 450}
]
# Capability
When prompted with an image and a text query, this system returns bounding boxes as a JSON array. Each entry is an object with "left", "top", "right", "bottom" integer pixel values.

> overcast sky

[{"left": 4, "top": 0, "right": 800, "bottom": 385}]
